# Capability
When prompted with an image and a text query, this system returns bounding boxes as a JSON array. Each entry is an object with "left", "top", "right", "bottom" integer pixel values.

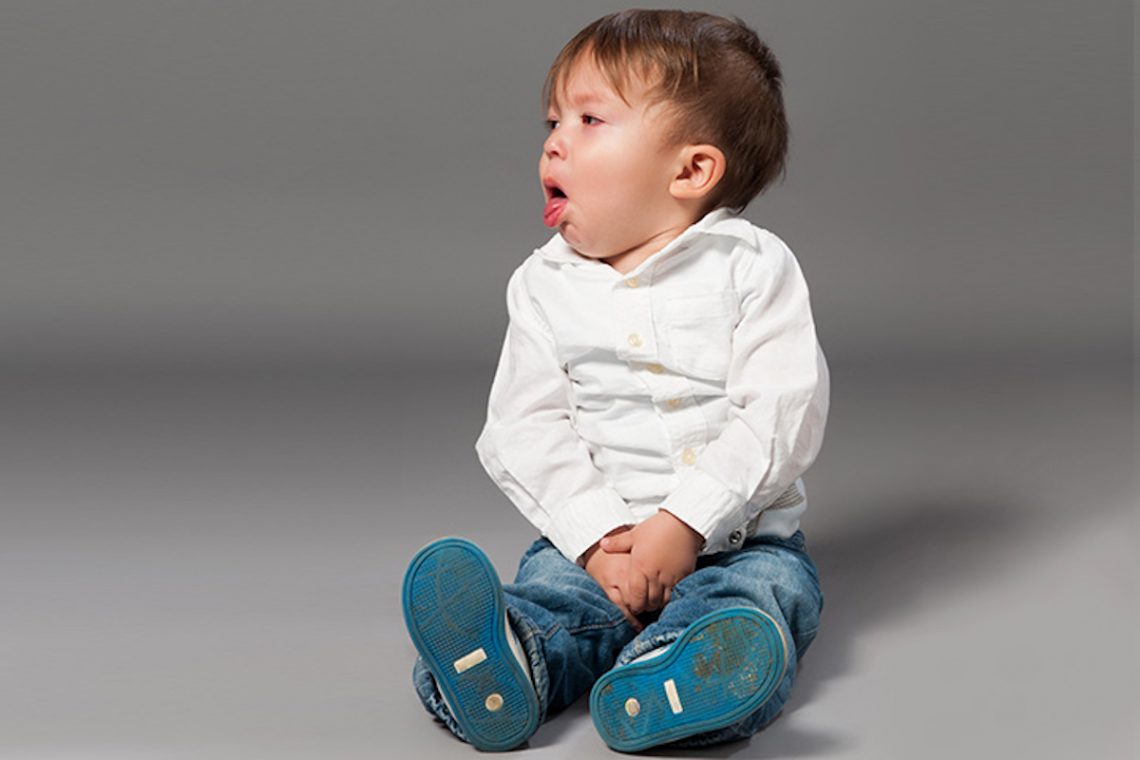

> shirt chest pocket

[{"left": 661, "top": 290, "right": 739, "bottom": 381}]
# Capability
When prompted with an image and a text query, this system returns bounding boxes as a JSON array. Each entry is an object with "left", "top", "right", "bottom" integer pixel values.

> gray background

[{"left": 1, "top": 1, "right": 1135, "bottom": 759}]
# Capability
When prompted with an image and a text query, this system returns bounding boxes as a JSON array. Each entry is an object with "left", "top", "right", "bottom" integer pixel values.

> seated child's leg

[
  {"left": 590, "top": 531, "right": 822, "bottom": 751},
  {"left": 404, "top": 537, "right": 638, "bottom": 749},
  {"left": 403, "top": 538, "right": 539, "bottom": 751},
  {"left": 503, "top": 537, "right": 640, "bottom": 713}
]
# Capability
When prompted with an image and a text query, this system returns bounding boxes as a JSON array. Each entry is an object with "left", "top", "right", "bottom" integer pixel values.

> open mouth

[
  {"left": 544, "top": 181, "right": 567, "bottom": 201},
  {"left": 542, "top": 182, "right": 568, "bottom": 227}
]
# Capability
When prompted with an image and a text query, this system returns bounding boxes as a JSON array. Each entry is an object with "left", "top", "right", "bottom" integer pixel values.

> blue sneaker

[
  {"left": 589, "top": 607, "right": 788, "bottom": 752},
  {"left": 401, "top": 537, "right": 540, "bottom": 751}
]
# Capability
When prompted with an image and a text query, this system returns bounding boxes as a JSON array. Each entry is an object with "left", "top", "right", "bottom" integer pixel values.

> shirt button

[
  {"left": 681, "top": 448, "right": 697, "bottom": 465},
  {"left": 627, "top": 333, "right": 643, "bottom": 348},
  {"left": 625, "top": 277, "right": 639, "bottom": 288},
  {"left": 646, "top": 363, "right": 664, "bottom": 374},
  {"left": 729, "top": 529, "right": 743, "bottom": 544},
  {"left": 666, "top": 398, "right": 683, "bottom": 410}
]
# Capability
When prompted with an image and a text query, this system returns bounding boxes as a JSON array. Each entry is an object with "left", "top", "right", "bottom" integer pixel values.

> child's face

[{"left": 540, "top": 58, "right": 686, "bottom": 261}]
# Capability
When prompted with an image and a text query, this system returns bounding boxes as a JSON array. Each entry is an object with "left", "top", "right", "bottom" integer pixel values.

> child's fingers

[
  {"left": 645, "top": 576, "right": 665, "bottom": 611},
  {"left": 624, "top": 571, "right": 648, "bottom": 614},
  {"left": 600, "top": 532, "right": 634, "bottom": 553},
  {"left": 604, "top": 586, "right": 642, "bottom": 630}
]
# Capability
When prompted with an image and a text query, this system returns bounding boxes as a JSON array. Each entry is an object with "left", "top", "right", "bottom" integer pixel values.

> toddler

[{"left": 401, "top": 9, "right": 828, "bottom": 752}]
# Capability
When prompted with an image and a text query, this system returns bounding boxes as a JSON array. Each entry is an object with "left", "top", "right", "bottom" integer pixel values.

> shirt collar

[{"left": 535, "top": 207, "right": 743, "bottom": 270}]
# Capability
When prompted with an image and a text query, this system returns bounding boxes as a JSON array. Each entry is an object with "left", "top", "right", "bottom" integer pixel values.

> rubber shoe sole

[
  {"left": 402, "top": 537, "right": 540, "bottom": 751},
  {"left": 589, "top": 607, "right": 787, "bottom": 752}
]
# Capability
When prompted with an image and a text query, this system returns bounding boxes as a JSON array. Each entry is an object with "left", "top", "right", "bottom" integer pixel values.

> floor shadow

[
  {"left": 645, "top": 724, "right": 851, "bottom": 759},
  {"left": 524, "top": 699, "right": 589, "bottom": 749},
  {"left": 626, "top": 494, "right": 1038, "bottom": 758},
  {"left": 789, "top": 494, "right": 1036, "bottom": 711},
  {"left": 528, "top": 700, "right": 849, "bottom": 758}
]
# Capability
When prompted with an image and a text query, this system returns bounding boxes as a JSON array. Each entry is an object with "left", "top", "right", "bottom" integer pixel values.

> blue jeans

[{"left": 413, "top": 531, "right": 823, "bottom": 748}]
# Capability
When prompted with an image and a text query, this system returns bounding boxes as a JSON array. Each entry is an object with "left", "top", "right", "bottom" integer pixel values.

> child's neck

[{"left": 602, "top": 223, "right": 691, "bottom": 275}]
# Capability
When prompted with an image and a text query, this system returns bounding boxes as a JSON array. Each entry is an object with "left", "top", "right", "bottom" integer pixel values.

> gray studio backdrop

[
  {"left": 1, "top": 0, "right": 1131, "bottom": 368},
  {"left": 1, "top": 2, "right": 1135, "bottom": 760}
]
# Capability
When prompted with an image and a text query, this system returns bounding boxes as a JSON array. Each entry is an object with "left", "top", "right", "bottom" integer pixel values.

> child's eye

[
  {"left": 582, "top": 114, "right": 602, "bottom": 126},
  {"left": 544, "top": 118, "right": 560, "bottom": 131}
]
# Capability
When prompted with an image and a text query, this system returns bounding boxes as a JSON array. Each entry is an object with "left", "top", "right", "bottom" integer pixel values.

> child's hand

[
  {"left": 599, "top": 510, "right": 703, "bottom": 615},
  {"left": 581, "top": 529, "right": 643, "bottom": 631}
]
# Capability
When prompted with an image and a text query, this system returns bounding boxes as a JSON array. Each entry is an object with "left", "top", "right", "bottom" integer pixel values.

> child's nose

[{"left": 543, "top": 131, "right": 566, "bottom": 159}]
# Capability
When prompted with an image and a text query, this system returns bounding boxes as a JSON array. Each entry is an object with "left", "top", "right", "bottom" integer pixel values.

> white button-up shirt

[{"left": 475, "top": 208, "right": 830, "bottom": 562}]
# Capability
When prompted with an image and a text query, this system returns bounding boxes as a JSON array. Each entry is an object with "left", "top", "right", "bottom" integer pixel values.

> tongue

[{"left": 543, "top": 197, "right": 568, "bottom": 227}]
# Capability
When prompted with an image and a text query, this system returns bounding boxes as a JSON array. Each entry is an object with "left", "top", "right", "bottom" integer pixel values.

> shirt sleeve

[
  {"left": 475, "top": 263, "right": 639, "bottom": 562},
  {"left": 659, "top": 233, "right": 830, "bottom": 551}
]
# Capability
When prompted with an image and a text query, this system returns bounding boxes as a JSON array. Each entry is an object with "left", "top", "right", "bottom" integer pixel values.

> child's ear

[{"left": 669, "top": 144, "right": 726, "bottom": 201}]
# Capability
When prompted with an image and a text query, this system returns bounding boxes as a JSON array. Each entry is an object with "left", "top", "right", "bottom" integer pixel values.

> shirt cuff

[
  {"left": 660, "top": 468, "right": 748, "bottom": 553},
  {"left": 547, "top": 488, "right": 637, "bottom": 562}
]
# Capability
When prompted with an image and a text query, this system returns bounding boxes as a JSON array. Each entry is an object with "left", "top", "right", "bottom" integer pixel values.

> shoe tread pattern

[
  {"left": 590, "top": 607, "right": 787, "bottom": 752},
  {"left": 402, "top": 538, "right": 539, "bottom": 751}
]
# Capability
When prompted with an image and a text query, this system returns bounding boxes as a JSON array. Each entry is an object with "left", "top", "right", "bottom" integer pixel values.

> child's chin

[{"left": 563, "top": 232, "right": 606, "bottom": 260}]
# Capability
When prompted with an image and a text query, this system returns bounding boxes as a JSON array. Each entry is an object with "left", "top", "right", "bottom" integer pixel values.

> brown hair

[{"left": 543, "top": 9, "right": 789, "bottom": 213}]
